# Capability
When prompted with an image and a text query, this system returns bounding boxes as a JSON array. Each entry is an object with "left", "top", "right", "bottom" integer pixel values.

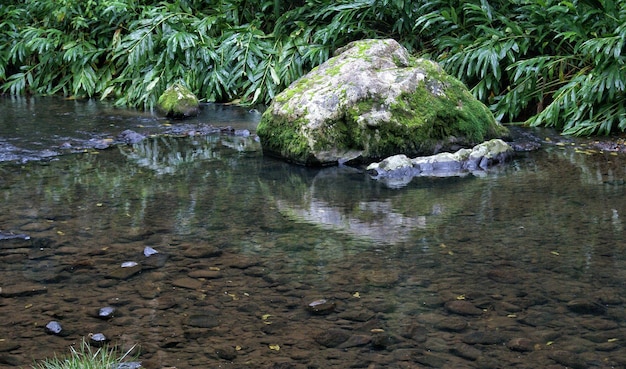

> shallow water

[{"left": 1, "top": 98, "right": 626, "bottom": 369}]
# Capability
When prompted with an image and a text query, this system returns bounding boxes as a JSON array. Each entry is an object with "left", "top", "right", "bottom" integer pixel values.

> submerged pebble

[
  {"left": 143, "top": 246, "right": 159, "bottom": 257},
  {"left": 307, "top": 299, "right": 336, "bottom": 315}
]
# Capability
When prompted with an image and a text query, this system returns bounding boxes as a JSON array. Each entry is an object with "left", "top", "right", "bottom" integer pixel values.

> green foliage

[
  {"left": 1, "top": 0, "right": 624, "bottom": 135},
  {"left": 415, "top": 0, "right": 626, "bottom": 135}
]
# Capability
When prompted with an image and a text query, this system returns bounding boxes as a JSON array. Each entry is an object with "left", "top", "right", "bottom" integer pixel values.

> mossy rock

[
  {"left": 257, "top": 39, "right": 509, "bottom": 166},
  {"left": 157, "top": 83, "right": 199, "bottom": 119}
]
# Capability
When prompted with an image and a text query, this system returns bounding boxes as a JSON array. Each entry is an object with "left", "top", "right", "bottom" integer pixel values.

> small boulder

[{"left": 157, "top": 83, "right": 199, "bottom": 119}]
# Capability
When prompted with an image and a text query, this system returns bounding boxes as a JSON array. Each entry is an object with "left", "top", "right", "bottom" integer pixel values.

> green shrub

[{"left": 415, "top": 0, "right": 626, "bottom": 135}]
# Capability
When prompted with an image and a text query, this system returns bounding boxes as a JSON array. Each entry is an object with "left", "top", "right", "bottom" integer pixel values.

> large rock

[
  {"left": 157, "top": 83, "right": 199, "bottom": 119},
  {"left": 257, "top": 38, "right": 508, "bottom": 166}
]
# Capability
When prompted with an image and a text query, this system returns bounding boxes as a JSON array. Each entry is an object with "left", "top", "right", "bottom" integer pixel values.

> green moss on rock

[
  {"left": 157, "top": 83, "right": 199, "bottom": 119},
  {"left": 257, "top": 39, "right": 509, "bottom": 166}
]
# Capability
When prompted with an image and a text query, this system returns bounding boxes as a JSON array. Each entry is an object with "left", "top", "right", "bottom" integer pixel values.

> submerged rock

[{"left": 257, "top": 38, "right": 508, "bottom": 166}]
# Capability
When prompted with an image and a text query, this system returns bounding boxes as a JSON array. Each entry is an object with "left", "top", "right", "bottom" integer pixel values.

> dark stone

[
  {"left": 548, "top": 350, "right": 588, "bottom": 369},
  {"left": 142, "top": 253, "right": 169, "bottom": 269},
  {"left": 566, "top": 298, "right": 608, "bottom": 315},
  {"left": 306, "top": 299, "right": 335, "bottom": 315},
  {"left": 0, "top": 283, "right": 47, "bottom": 297},
  {"left": 414, "top": 352, "right": 447, "bottom": 368},
  {"left": 107, "top": 264, "right": 142, "bottom": 280},
  {"left": 0, "top": 341, "right": 20, "bottom": 352},
  {"left": 434, "top": 316, "right": 468, "bottom": 332},
  {"left": 444, "top": 300, "right": 483, "bottom": 316},
  {"left": 213, "top": 345, "right": 237, "bottom": 361},
  {"left": 450, "top": 343, "right": 482, "bottom": 361},
  {"left": 314, "top": 329, "right": 350, "bottom": 348},
  {"left": 506, "top": 337, "right": 534, "bottom": 352},
  {"left": 184, "top": 314, "right": 220, "bottom": 328},
  {"left": 462, "top": 331, "right": 508, "bottom": 345},
  {"left": 338, "top": 334, "right": 372, "bottom": 348}
]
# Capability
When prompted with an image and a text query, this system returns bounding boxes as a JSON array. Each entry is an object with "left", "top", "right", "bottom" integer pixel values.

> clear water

[{"left": 1, "top": 97, "right": 626, "bottom": 369}]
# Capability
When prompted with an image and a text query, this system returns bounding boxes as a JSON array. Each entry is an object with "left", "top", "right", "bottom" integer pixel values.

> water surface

[{"left": 1, "top": 98, "right": 626, "bottom": 369}]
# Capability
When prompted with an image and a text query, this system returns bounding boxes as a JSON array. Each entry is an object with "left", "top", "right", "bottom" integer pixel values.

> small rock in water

[
  {"left": 89, "top": 332, "right": 108, "bottom": 347},
  {"left": 114, "top": 362, "right": 142, "bottom": 369},
  {"left": 121, "top": 261, "right": 138, "bottom": 268},
  {"left": 45, "top": 321, "right": 63, "bottom": 335},
  {"left": 98, "top": 306, "right": 116, "bottom": 319},
  {"left": 306, "top": 299, "right": 336, "bottom": 315},
  {"left": 143, "top": 246, "right": 159, "bottom": 257}
]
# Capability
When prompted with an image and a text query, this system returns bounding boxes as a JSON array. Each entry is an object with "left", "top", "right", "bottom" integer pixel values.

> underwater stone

[{"left": 45, "top": 321, "right": 63, "bottom": 335}]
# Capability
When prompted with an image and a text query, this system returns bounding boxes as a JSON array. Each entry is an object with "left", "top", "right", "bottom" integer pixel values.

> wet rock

[
  {"left": 97, "top": 306, "right": 116, "bottom": 319},
  {"left": 314, "top": 328, "right": 350, "bottom": 347},
  {"left": 338, "top": 334, "right": 372, "bottom": 348},
  {"left": 401, "top": 324, "right": 428, "bottom": 342},
  {"left": 114, "top": 362, "right": 142, "bottom": 369},
  {"left": 567, "top": 298, "right": 608, "bottom": 315},
  {"left": 506, "top": 337, "right": 534, "bottom": 352},
  {"left": 143, "top": 246, "right": 159, "bottom": 257},
  {"left": 44, "top": 321, "right": 64, "bottom": 335},
  {"left": 117, "top": 130, "right": 146, "bottom": 145},
  {"left": 172, "top": 277, "right": 203, "bottom": 290},
  {"left": 414, "top": 352, "right": 447, "bottom": 368},
  {"left": 0, "top": 341, "right": 20, "bottom": 352},
  {"left": 444, "top": 300, "right": 483, "bottom": 316},
  {"left": 0, "top": 283, "right": 47, "bottom": 297},
  {"left": 182, "top": 246, "right": 222, "bottom": 259},
  {"left": 487, "top": 268, "right": 519, "bottom": 284},
  {"left": 89, "top": 333, "right": 108, "bottom": 347},
  {"left": 363, "top": 269, "right": 400, "bottom": 286},
  {"left": 450, "top": 343, "right": 482, "bottom": 361},
  {"left": 142, "top": 253, "right": 169, "bottom": 269},
  {"left": 184, "top": 314, "right": 220, "bottom": 328},
  {"left": 462, "top": 331, "right": 508, "bottom": 345},
  {"left": 371, "top": 331, "right": 402, "bottom": 349},
  {"left": 306, "top": 299, "right": 335, "bottom": 315},
  {"left": 434, "top": 316, "right": 468, "bottom": 332},
  {"left": 188, "top": 270, "right": 222, "bottom": 279},
  {"left": 0, "top": 231, "right": 30, "bottom": 241},
  {"left": 107, "top": 264, "right": 142, "bottom": 280},
  {"left": 548, "top": 350, "right": 588, "bottom": 369},
  {"left": 212, "top": 345, "right": 237, "bottom": 361}
]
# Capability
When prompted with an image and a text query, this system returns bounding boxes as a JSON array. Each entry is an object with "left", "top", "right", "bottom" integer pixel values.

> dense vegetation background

[{"left": 0, "top": 0, "right": 624, "bottom": 135}]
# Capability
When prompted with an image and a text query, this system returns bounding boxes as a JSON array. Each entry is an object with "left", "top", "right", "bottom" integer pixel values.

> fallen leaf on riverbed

[{"left": 269, "top": 344, "right": 280, "bottom": 351}]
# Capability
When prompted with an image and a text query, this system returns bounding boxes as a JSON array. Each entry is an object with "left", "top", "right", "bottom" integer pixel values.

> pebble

[
  {"left": 89, "top": 333, "right": 108, "bottom": 347},
  {"left": 0, "top": 284, "right": 47, "bottom": 297},
  {"left": 184, "top": 314, "right": 220, "bottom": 328},
  {"left": 434, "top": 316, "right": 468, "bottom": 332},
  {"left": 306, "top": 299, "right": 336, "bottom": 315},
  {"left": 107, "top": 264, "right": 142, "bottom": 280},
  {"left": 44, "top": 321, "right": 63, "bottom": 335},
  {"left": 143, "top": 246, "right": 159, "bottom": 257},
  {"left": 450, "top": 343, "right": 482, "bottom": 361},
  {"left": 444, "top": 300, "right": 483, "bottom": 316},
  {"left": 314, "top": 328, "right": 350, "bottom": 348},
  {"left": 171, "top": 277, "right": 203, "bottom": 290},
  {"left": 506, "top": 337, "right": 534, "bottom": 352},
  {"left": 567, "top": 298, "right": 608, "bottom": 315},
  {"left": 98, "top": 306, "right": 116, "bottom": 319},
  {"left": 462, "top": 331, "right": 508, "bottom": 345}
]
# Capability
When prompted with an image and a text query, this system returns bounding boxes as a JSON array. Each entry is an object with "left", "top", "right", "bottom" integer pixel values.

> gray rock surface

[{"left": 257, "top": 39, "right": 508, "bottom": 166}]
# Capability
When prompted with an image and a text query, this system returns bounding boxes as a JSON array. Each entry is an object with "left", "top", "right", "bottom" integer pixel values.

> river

[{"left": 1, "top": 96, "right": 625, "bottom": 368}]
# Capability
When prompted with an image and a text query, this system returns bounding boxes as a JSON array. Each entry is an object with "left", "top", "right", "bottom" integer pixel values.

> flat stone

[
  {"left": 548, "top": 350, "right": 587, "bottom": 369},
  {"left": 0, "top": 341, "right": 20, "bottom": 352},
  {"left": 506, "top": 337, "right": 534, "bottom": 352},
  {"left": 172, "top": 277, "right": 203, "bottom": 290},
  {"left": 338, "top": 334, "right": 372, "bottom": 348},
  {"left": 184, "top": 314, "right": 220, "bottom": 328},
  {"left": 450, "top": 343, "right": 482, "bottom": 361},
  {"left": 462, "top": 331, "right": 508, "bottom": 345},
  {"left": 567, "top": 298, "right": 607, "bottom": 315},
  {"left": 188, "top": 270, "right": 222, "bottom": 279},
  {"left": 107, "top": 264, "right": 142, "bottom": 280},
  {"left": 435, "top": 316, "right": 468, "bottom": 332},
  {"left": 0, "top": 284, "right": 47, "bottom": 297},
  {"left": 182, "top": 246, "right": 222, "bottom": 259},
  {"left": 445, "top": 300, "right": 483, "bottom": 316},
  {"left": 314, "top": 328, "right": 350, "bottom": 348}
]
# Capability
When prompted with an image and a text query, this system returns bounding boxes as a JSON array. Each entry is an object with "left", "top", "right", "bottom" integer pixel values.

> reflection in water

[{"left": 2, "top": 99, "right": 626, "bottom": 368}]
